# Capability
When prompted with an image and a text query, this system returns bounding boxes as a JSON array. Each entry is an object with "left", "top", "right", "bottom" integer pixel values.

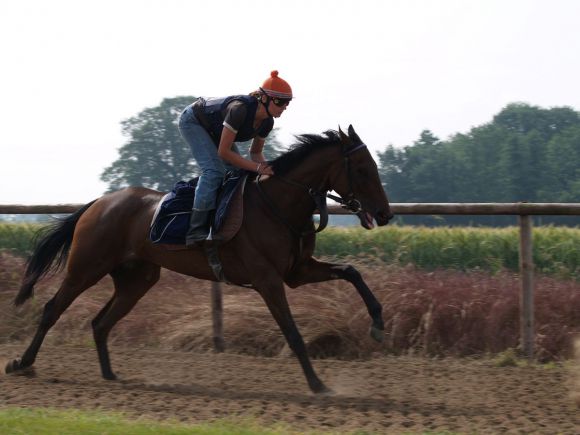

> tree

[
  {"left": 539, "top": 125, "right": 580, "bottom": 201},
  {"left": 101, "top": 97, "right": 286, "bottom": 192},
  {"left": 377, "top": 144, "right": 406, "bottom": 201},
  {"left": 405, "top": 130, "right": 447, "bottom": 201},
  {"left": 493, "top": 102, "right": 580, "bottom": 140},
  {"left": 101, "top": 96, "right": 196, "bottom": 192},
  {"left": 378, "top": 130, "right": 445, "bottom": 202},
  {"left": 376, "top": 103, "right": 580, "bottom": 226}
]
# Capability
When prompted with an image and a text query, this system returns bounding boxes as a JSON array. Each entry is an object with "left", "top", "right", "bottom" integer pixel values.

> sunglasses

[{"left": 271, "top": 97, "right": 292, "bottom": 107}]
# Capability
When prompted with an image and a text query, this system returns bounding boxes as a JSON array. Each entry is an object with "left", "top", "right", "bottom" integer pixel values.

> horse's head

[{"left": 332, "top": 125, "right": 394, "bottom": 228}]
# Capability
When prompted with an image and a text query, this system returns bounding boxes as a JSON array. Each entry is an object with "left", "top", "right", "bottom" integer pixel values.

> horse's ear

[
  {"left": 338, "top": 126, "right": 350, "bottom": 144},
  {"left": 347, "top": 125, "right": 362, "bottom": 144}
]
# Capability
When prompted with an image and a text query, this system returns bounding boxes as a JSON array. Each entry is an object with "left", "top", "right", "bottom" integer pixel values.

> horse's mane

[{"left": 270, "top": 130, "right": 341, "bottom": 176}]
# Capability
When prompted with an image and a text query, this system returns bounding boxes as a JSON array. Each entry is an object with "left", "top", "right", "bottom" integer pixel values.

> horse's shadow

[
  {"left": 36, "top": 374, "right": 492, "bottom": 419},
  {"left": 130, "top": 378, "right": 494, "bottom": 419},
  {"left": 3, "top": 361, "right": 495, "bottom": 419}
]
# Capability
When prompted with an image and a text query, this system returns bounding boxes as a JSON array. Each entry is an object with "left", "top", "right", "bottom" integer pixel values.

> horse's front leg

[
  {"left": 286, "top": 258, "right": 384, "bottom": 343},
  {"left": 253, "top": 271, "right": 331, "bottom": 395}
]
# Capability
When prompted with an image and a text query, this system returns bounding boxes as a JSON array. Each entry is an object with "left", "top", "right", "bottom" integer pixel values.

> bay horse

[{"left": 6, "top": 125, "right": 393, "bottom": 394}]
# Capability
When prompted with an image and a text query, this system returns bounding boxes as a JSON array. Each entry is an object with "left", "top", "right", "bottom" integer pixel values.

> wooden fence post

[
  {"left": 518, "top": 215, "right": 535, "bottom": 360},
  {"left": 211, "top": 282, "right": 225, "bottom": 352}
]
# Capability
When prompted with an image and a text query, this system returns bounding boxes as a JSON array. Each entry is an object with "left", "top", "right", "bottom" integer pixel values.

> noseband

[{"left": 255, "top": 142, "right": 367, "bottom": 237}]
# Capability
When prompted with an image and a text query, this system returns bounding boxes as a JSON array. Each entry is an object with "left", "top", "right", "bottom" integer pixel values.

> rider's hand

[{"left": 257, "top": 162, "right": 274, "bottom": 176}]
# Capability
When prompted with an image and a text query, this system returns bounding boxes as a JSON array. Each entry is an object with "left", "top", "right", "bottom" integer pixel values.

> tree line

[
  {"left": 100, "top": 98, "right": 580, "bottom": 226},
  {"left": 377, "top": 103, "right": 580, "bottom": 225}
]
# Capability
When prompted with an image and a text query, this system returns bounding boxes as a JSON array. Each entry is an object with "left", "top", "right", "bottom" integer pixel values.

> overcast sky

[{"left": 1, "top": 0, "right": 579, "bottom": 204}]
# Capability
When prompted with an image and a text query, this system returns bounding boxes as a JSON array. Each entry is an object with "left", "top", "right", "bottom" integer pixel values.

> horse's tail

[{"left": 15, "top": 200, "right": 97, "bottom": 306}]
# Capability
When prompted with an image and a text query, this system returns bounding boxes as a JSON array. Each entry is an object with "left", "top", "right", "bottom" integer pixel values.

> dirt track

[{"left": 1, "top": 344, "right": 578, "bottom": 434}]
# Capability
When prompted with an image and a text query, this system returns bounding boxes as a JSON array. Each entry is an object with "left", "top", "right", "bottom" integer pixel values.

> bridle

[
  {"left": 327, "top": 142, "right": 367, "bottom": 214},
  {"left": 255, "top": 142, "right": 368, "bottom": 237}
]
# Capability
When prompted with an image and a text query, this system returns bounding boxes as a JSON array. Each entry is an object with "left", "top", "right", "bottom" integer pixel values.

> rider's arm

[
  {"left": 249, "top": 136, "right": 267, "bottom": 163},
  {"left": 217, "top": 129, "right": 273, "bottom": 175},
  {"left": 217, "top": 128, "right": 260, "bottom": 172},
  {"left": 219, "top": 102, "right": 274, "bottom": 175}
]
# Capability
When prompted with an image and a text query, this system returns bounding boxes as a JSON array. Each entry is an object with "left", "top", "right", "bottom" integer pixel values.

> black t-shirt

[{"left": 222, "top": 101, "right": 274, "bottom": 140}]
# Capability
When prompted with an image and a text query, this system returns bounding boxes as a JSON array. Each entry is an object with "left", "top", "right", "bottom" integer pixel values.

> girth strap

[{"left": 204, "top": 242, "right": 254, "bottom": 288}]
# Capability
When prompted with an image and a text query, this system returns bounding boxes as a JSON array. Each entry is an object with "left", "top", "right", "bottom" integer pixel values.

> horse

[{"left": 5, "top": 125, "right": 393, "bottom": 394}]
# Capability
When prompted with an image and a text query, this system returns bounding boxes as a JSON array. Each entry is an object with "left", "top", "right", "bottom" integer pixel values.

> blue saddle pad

[{"left": 149, "top": 171, "right": 247, "bottom": 245}]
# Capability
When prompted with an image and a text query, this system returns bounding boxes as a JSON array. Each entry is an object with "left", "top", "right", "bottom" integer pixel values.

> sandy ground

[{"left": 1, "top": 344, "right": 578, "bottom": 434}]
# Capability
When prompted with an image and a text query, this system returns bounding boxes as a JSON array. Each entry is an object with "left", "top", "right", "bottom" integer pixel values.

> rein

[
  {"left": 255, "top": 142, "right": 367, "bottom": 237},
  {"left": 256, "top": 177, "right": 329, "bottom": 236},
  {"left": 330, "top": 142, "right": 367, "bottom": 214}
]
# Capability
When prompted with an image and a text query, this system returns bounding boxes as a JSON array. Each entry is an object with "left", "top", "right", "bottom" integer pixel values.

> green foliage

[
  {"left": 4, "top": 222, "right": 580, "bottom": 278},
  {"left": 378, "top": 103, "right": 580, "bottom": 225},
  {"left": 538, "top": 124, "right": 580, "bottom": 201},
  {"left": 315, "top": 225, "right": 580, "bottom": 278},
  {"left": 0, "top": 223, "right": 41, "bottom": 256},
  {"left": 101, "top": 96, "right": 197, "bottom": 192},
  {"left": 0, "top": 408, "right": 298, "bottom": 435},
  {"left": 493, "top": 348, "right": 521, "bottom": 367},
  {"left": 533, "top": 226, "right": 580, "bottom": 277}
]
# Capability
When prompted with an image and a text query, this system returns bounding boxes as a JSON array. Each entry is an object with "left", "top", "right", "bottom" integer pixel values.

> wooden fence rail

[
  {"left": 3, "top": 202, "right": 580, "bottom": 215},
  {"left": 3, "top": 202, "right": 580, "bottom": 360}
]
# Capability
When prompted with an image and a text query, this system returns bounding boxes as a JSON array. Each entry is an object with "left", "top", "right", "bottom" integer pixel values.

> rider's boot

[{"left": 185, "top": 209, "right": 214, "bottom": 247}]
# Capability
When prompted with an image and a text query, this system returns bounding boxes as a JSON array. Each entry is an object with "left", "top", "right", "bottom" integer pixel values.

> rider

[{"left": 178, "top": 70, "right": 293, "bottom": 246}]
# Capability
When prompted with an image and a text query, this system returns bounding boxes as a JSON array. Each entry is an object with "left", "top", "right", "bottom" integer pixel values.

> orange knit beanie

[{"left": 260, "top": 70, "right": 293, "bottom": 98}]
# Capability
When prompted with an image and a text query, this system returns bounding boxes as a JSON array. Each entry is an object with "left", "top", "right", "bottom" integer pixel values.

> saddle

[{"left": 149, "top": 170, "right": 249, "bottom": 246}]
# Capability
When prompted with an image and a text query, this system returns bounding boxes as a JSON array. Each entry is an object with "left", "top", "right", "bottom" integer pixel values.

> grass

[
  {"left": 492, "top": 348, "right": 523, "bottom": 367},
  {"left": 0, "top": 407, "right": 303, "bottom": 435},
  {"left": 0, "top": 407, "right": 465, "bottom": 435},
  {"left": 491, "top": 348, "right": 567, "bottom": 369}
]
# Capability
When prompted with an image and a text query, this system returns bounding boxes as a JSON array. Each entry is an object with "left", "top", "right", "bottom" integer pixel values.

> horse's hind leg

[
  {"left": 92, "top": 261, "right": 160, "bottom": 380},
  {"left": 6, "top": 271, "right": 107, "bottom": 374}
]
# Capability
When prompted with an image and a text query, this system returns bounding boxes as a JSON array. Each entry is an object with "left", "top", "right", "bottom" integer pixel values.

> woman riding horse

[{"left": 179, "top": 70, "right": 291, "bottom": 246}]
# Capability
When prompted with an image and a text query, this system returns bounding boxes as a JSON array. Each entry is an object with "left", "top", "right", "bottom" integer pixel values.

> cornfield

[
  {"left": 0, "top": 223, "right": 42, "bottom": 257},
  {"left": 2, "top": 223, "right": 580, "bottom": 278},
  {"left": 316, "top": 225, "right": 580, "bottom": 279}
]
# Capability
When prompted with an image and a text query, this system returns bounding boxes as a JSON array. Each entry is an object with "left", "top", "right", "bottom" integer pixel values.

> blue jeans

[{"left": 178, "top": 105, "right": 239, "bottom": 211}]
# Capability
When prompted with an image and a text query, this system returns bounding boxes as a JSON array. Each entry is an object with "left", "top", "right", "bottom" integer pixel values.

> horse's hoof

[
  {"left": 5, "top": 358, "right": 21, "bottom": 374},
  {"left": 5, "top": 358, "right": 34, "bottom": 376},
  {"left": 102, "top": 372, "right": 118, "bottom": 381},
  {"left": 314, "top": 385, "right": 335, "bottom": 396},
  {"left": 310, "top": 381, "right": 334, "bottom": 395},
  {"left": 370, "top": 325, "right": 384, "bottom": 343},
  {"left": 318, "top": 386, "right": 335, "bottom": 396}
]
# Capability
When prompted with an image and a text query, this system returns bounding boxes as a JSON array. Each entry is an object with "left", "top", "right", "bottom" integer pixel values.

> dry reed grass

[{"left": 1, "top": 253, "right": 578, "bottom": 361}]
